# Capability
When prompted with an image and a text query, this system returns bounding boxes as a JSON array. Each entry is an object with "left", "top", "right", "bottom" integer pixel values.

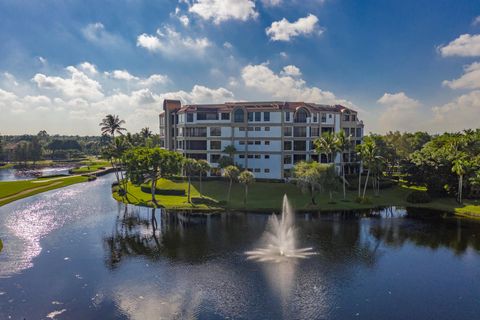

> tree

[
  {"left": 294, "top": 161, "right": 324, "bottom": 205},
  {"left": 452, "top": 157, "right": 467, "bottom": 204},
  {"left": 238, "top": 170, "right": 255, "bottom": 205},
  {"left": 100, "top": 115, "right": 127, "bottom": 138},
  {"left": 223, "top": 145, "right": 236, "bottom": 159},
  {"left": 335, "top": 130, "right": 351, "bottom": 200},
  {"left": 222, "top": 165, "right": 240, "bottom": 203},
  {"left": 323, "top": 164, "right": 341, "bottom": 202},
  {"left": 314, "top": 132, "right": 336, "bottom": 163},
  {"left": 140, "top": 127, "right": 153, "bottom": 140},
  {"left": 124, "top": 147, "right": 183, "bottom": 206},
  {"left": 197, "top": 159, "right": 211, "bottom": 198},
  {"left": 218, "top": 156, "right": 234, "bottom": 169},
  {"left": 356, "top": 137, "right": 383, "bottom": 199},
  {"left": 30, "top": 136, "right": 42, "bottom": 164},
  {"left": 183, "top": 158, "right": 199, "bottom": 203}
]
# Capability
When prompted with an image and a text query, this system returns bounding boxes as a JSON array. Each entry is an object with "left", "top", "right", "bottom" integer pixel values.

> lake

[{"left": 0, "top": 174, "right": 479, "bottom": 319}]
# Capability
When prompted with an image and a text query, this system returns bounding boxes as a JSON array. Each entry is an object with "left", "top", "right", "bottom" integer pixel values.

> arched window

[
  {"left": 234, "top": 109, "right": 245, "bottom": 122},
  {"left": 294, "top": 108, "right": 309, "bottom": 123}
]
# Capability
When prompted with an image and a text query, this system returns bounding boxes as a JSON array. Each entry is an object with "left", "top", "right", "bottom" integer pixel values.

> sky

[{"left": 0, "top": 0, "right": 480, "bottom": 135}]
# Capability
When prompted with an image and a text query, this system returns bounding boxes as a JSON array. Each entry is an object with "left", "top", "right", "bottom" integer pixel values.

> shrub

[
  {"left": 140, "top": 184, "right": 185, "bottom": 196},
  {"left": 191, "top": 197, "right": 219, "bottom": 206},
  {"left": 406, "top": 191, "right": 432, "bottom": 203},
  {"left": 354, "top": 196, "right": 372, "bottom": 204}
]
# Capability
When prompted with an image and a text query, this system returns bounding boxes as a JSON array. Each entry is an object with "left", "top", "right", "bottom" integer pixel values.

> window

[
  {"left": 310, "top": 127, "right": 320, "bottom": 137},
  {"left": 254, "top": 141, "right": 261, "bottom": 145},
  {"left": 313, "top": 114, "right": 318, "bottom": 122},
  {"left": 239, "top": 127, "right": 246, "bottom": 131},
  {"left": 264, "top": 127, "right": 270, "bottom": 131},
  {"left": 294, "top": 127, "right": 307, "bottom": 137},
  {"left": 283, "top": 127, "right": 292, "bottom": 136},
  {"left": 294, "top": 108, "right": 309, "bottom": 123},
  {"left": 283, "top": 155, "right": 292, "bottom": 164},
  {"left": 264, "top": 112, "right": 270, "bottom": 121},
  {"left": 247, "top": 155, "right": 254, "bottom": 159},
  {"left": 187, "top": 113, "right": 194, "bottom": 122},
  {"left": 264, "top": 155, "right": 270, "bottom": 159},
  {"left": 248, "top": 112, "right": 254, "bottom": 121},
  {"left": 352, "top": 114, "right": 356, "bottom": 121},
  {"left": 343, "top": 114, "right": 350, "bottom": 122},
  {"left": 293, "top": 154, "right": 307, "bottom": 163},
  {"left": 186, "top": 140, "right": 207, "bottom": 150},
  {"left": 264, "top": 140, "right": 270, "bottom": 145},
  {"left": 234, "top": 109, "right": 245, "bottom": 122},
  {"left": 356, "top": 128, "right": 362, "bottom": 137},
  {"left": 294, "top": 141, "right": 306, "bottom": 151},
  {"left": 247, "top": 127, "right": 254, "bottom": 131},
  {"left": 254, "top": 127, "right": 261, "bottom": 131},
  {"left": 264, "top": 168, "right": 270, "bottom": 173},
  {"left": 254, "top": 154, "right": 261, "bottom": 159},
  {"left": 285, "top": 112, "right": 290, "bottom": 121},
  {"left": 255, "top": 112, "right": 261, "bottom": 121},
  {"left": 284, "top": 141, "right": 292, "bottom": 150},
  {"left": 344, "top": 128, "right": 350, "bottom": 136},
  {"left": 239, "top": 140, "right": 245, "bottom": 145},
  {"left": 329, "top": 114, "right": 332, "bottom": 119},
  {"left": 185, "top": 127, "right": 207, "bottom": 137},
  {"left": 321, "top": 113, "right": 326, "bottom": 122},
  {"left": 247, "top": 141, "right": 254, "bottom": 145},
  {"left": 197, "top": 112, "right": 218, "bottom": 121},
  {"left": 254, "top": 168, "right": 261, "bottom": 173},
  {"left": 239, "top": 154, "right": 245, "bottom": 159},
  {"left": 221, "top": 112, "right": 230, "bottom": 120},
  {"left": 210, "top": 141, "right": 221, "bottom": 150},
  {"left": 210, "top": 154, "right": 221, "bottom": 163},
  {"left": 210, "top": 127, "right": 221, "bottom": 136}
]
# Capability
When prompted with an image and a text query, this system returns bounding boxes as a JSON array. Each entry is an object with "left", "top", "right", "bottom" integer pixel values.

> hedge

[{"left": 140, "top": 184, "right": 185, "bottom": 196}]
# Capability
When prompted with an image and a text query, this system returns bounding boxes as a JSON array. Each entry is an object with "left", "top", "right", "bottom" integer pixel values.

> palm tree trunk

[
  {"left": 244, "top": 185, "right": 248, "bottom": 205},
  {"left": 459, "top": 175, "right": 463, "bottom": 203},
  {"left": 342, "top": 162, "right": 346, "bottom": 200},
  {"left": 329, "top": 191, "right": 333, "bottom": 202},
  {"left": 199, "top": 172, "right": 203, "bottom": 198},
  {"left": 151, "top": 176, "right": 157, "bottom": 206},
  {"left": 228, "top": 179, "right": 232, "bottom": 202},
  {"left": 311, "top": 184, "right": 316, "bottom": 205},
  {"left": 188, "top": 175, "right": 191, "bottom": 203},
  {"left": 358, "top": 162, "right": 362, "bottom": 197},
  {"left": 363, "top": 169, "right": 370, "bottom": 199}
]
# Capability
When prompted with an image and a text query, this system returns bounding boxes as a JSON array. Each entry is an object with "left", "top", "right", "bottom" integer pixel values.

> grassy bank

[
  {"left": 113, "top": 178, "right": 480, "bottom": 217},
  {"left": 69, "top": 160, "right": 110, "bottom": 174},
  {"left": 0, "top": 175, "right": 89, "bottom": 206}
]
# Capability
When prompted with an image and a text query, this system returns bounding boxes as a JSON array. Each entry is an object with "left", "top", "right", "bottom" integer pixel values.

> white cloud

[
  {"left": 0, "top": 88, "right": 17, "bottom": 103},
  {"left": 32, "top": 66, "right": 104, "bottom": 100},
  {"left": 3, "top": 72, "right": 18, "bottom": 86},
  {"left": 223, "top": 42, "right": 233, "bottom": 49},
  {"left": 443, "top": 62, "right": 480, "bottom": 90},
  {"left": 179, "top": 15, "right": 190, "bottom": 27},
  {"left": 262, "top": 0, "right": 282, "bottom": 6},
  {"left": 431, "top": 90, "right": 480, "bottom": 131},
  {"left": 161, "top": 85, "right": 234, "bottom": 104},
  {"left": 377, "top": 92, "right": 422, "bottom": 132},
  {"left": 79, "top": 62, "right": 98, "bottom": 75},
  {"left": 189, "top": 0, "right": 258, "bottom": 24},
  {"left": 107, "top": 70, "right": 140, "bottom": 81},
  {"left": 82, "top": 22, "right": 123, "bottom": 47},
  {"left": 439, "top": 34, "right": 480, "bottom": 57},
  {"left": 137, "top": 26, "right": 211, "bottom": 57},
  {"left": 279, "top": 52, "right": 288, "bottom": 58},
  {"left": 473, "top": 16, "right": 480, "bottom": 26},
  {"left": 38, "top": 56, "right": 47, "bottom": 65},
  {"left": 266, "top": 14, "right": 321, "bottom": 41},
  {"left": 281, "top": 65, "right": 301, "bottom": 77},
  {"left": 138, "top": 74, "right": 170, "bottom": 87},
  {"left": 241, "top": 63, "right": 350, "bottom": 105}
]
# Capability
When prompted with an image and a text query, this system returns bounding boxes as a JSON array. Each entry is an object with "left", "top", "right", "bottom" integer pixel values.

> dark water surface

[{"left": 0, "top": 174, "right": 479, "bottom": 319}]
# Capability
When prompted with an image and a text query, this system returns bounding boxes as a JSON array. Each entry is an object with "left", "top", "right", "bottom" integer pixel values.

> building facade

[{"left": 159, "top": 100, "right": 364, "bottom": 180}]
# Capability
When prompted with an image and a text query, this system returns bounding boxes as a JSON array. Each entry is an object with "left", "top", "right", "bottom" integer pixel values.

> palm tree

[
  {"left": 222, "top": 145, "right": 237, "bottom": 163},
  {"left": 335, "top": 130, "right": 352, "bottom": 200},
  {"left": 197, "top": 160, "right": 211, "bottom": 197},
  {"left": 452, "top": 157, "right": 467, "bottom": 204},
  {"left": 238, "top": 170, "right": 255, "bottom": 205},
  {"left": 100, "top": 114, "right": 127, "bottom": 138},
  {"left": 357, "top": 139, "right": 382, "bottom": 199},
  {"left": 223, "top": 165, "right": 240, "bottom": 203},
  {"left": 314, "top": 132, "right": 336, "bottom": 163},
  {"left": 183, "top": 158, "right": 199, "bottom": 203},
  {"left": 140, "top": 127, "right": 153, "bottom": 140}
]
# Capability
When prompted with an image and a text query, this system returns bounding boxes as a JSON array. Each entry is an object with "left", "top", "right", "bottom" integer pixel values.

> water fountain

[{"left": 245, "top": 194, "right": 316, "bottom": 262}]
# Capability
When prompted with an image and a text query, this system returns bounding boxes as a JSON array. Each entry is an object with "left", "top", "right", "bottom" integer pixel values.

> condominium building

[{"left": 159, "top": 100, "right": 364, "bottom": 180}]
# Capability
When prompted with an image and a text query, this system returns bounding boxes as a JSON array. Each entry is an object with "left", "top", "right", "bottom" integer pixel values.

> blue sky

[{"left": 1, "top": 0, "right": 480, "bottom": 135}]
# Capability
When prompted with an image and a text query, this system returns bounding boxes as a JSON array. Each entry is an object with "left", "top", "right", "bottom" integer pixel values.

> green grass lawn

[
  {"left": 0, "top": 175, "right": 89, "bottom": 206},
  {"left": 69, "top": 160, "right": 110, "bottom": 174},
  {"left": 0, "top": 163, "right": 15, "bottom": 169},
  {"left": 113, "top": 178, "right": 480, "bottom": 217}
]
